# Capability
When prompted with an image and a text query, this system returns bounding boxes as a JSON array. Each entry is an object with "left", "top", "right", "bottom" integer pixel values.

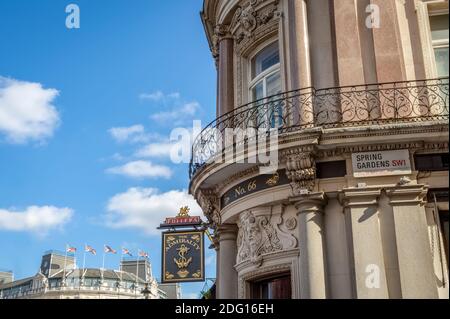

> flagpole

[
  {"left": 101, "top": 245, "right": 106, "bottom": 284},
  {"left": 63, "top": 244, "right": 68, "bottom": 287},
  {"left": 120, "top": 247, "right": 124, "bottom": 284},
  {"left": 136, "top": 249, "right": 140, "bottom": 297},
  {"left": 82, "top": 243, "right": 87, "bottom": 283}
]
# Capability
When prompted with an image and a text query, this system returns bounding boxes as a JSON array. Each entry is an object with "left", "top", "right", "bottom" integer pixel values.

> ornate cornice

[
  {"left": 320, "top": 123, "right": 448, "bottom": 142},
  {"left": 316, "top": 141, "right": 449, "bottom": 159}
]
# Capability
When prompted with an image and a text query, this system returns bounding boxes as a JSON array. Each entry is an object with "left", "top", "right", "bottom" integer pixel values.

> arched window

[
  {"left": 250, "top": 42, "right": 281, "bottom": 101},
  {"left": 249, "top": 42, "right": 283, "bottom": 128}
]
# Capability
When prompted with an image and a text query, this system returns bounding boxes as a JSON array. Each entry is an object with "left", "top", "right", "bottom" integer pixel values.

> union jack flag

[
  {"left": 138, "top": 250, "right": 149, "bottom": 258},
  {"left": 85, "top": 245, "right": 97, "bottom": 255},
  {"left": 104, "top": 245, "right": 117, "bottom": 254},
  {"left": 122, "top": 248, "right": 132, "bottom": 256}
]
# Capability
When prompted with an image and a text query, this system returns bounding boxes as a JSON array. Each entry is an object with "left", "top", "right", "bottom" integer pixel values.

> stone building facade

[{"left": 190, "top": 0, "right": 449, "bottom": 299}]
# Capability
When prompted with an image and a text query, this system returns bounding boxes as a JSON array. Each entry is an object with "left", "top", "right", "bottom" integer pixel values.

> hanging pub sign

[
  {"left": 161, "top": 230, "right": 205, "bottom": 283},
  {"left": 160, "top": 207, "right": 205, "bottom": 283}
]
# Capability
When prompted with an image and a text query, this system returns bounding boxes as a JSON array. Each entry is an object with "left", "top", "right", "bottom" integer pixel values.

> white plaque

[{"left": 352, "top": 150, "right": 411, "bottom": 178}]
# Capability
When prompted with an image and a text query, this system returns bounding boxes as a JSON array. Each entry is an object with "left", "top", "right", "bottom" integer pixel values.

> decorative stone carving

[
  {"left": 398, "top": 176, "right": 412, "bottom": 186},
  {"left": 285, "top": 151, "right": 316, "bottom": 195},
  {"left": 236, "top": 209, "right": 297, "bottom": 266},
  {"left": 231, "top": 0, "right": 280, "bottom": 45},
  {"left": 285, "top": 217, "right": 297, "bottom": 231},
  {"left": 212, "top": 24, "right": 231, "bottom": 59},
  {"left": 197, "top": 188, "right": 220, "bottom": 230}
]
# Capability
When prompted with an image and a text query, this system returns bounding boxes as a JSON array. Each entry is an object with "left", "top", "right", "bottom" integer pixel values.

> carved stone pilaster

[{"left": 284, "top": 149, "right": 317, "bottom": 195}]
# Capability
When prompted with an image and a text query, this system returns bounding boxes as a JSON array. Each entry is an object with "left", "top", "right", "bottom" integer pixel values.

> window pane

[
  {"left": 252, "top": 81, "right": 264, "bottom": 101},
  {"left": 266, "top": 72, "right": 282, "bottom": 97},
  {"left": 434, "top": 47, "right": 449, "bottom": 77},
  {"left": 252, "top": 42, "right": 279, "bottom": 78},
  {"left": 430, "top": 15, "right": 449, "bottom": 42}
]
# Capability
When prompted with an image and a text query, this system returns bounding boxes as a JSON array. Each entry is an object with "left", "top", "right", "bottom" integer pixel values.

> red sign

[{"left": 164, "top": 216, "right": 201, "bottom": 225}]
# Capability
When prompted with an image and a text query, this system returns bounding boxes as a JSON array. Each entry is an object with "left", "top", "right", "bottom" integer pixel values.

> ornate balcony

[{"left": 190, "top": 78, "right": 449, "bottom": 178}]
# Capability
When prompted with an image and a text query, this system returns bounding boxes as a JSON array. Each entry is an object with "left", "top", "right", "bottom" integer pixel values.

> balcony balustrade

[{"left": 190, "top": 78, "right": 449, "bottom": 178}]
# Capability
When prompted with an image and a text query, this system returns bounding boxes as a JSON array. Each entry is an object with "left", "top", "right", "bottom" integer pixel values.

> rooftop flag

[
  {"left": 122, "top": 248, "right": 132, "bottom": 256},
  {"left": 85, "top": 245, "right": 97, "bottom": 255},
  {"left": 66, "top": 246, "right": 77, "bottom": 253},
  {"left": 104, "top": 245, "right": 117, "bottom": 254},
  {"left": 138, "top": 250, "right": 149, "bottom": 258}
]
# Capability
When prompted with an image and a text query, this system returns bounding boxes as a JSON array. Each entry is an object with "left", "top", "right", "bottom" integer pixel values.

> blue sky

[{"left": 0, "top": 0, "right": 216, "bottom": 298}]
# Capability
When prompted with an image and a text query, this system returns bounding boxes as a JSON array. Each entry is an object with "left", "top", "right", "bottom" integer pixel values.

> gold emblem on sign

[
  {"left": 177, "top": 206, "right": 190, "bottom": 217},
  {"left": 191, "top": 234, "right": 200, "bottom": 242},
  {"left": 174, "top": 244, "right": 192, "bottom": 278},
  {"left": 192, "top": 270, "right": 202, "bottom": 278},
  {"left": 266, "top": 172, "right": 280, "bottom": 186},
  {"left": 165, "top": 272, "right": 175, "bottom": 280}
]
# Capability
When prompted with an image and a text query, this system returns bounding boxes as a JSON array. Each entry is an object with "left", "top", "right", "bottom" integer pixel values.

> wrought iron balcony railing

[{"left": 190, "top": 78, "right": 449, "bottom": 178}]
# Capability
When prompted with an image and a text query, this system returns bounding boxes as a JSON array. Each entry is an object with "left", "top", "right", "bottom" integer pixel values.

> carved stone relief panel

[{"left": 236, "top": 205, "right": 297, "bottom": 267}]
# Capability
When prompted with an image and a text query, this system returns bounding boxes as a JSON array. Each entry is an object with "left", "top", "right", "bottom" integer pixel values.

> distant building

[
  {"left": 0, "top": 250, "right": 178, "bottom": 299},
  {"left": 0, "top": 271, "right": 13, "bottom": 285},
  {"left": 158, "top": 283, "right": 182, "bottom": 300}
]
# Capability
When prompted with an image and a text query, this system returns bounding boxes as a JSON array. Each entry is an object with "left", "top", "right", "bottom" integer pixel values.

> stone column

[
  {"left": 217, "top": 224, "right": 238, "bottom": 299},
  {"left": 212, "top": 235, "right": 220, "bottom": 299},
  {"left": 217, "top": 35, "right": 234, "bottom": 118},
  {"left": 290, "top": 192, "right": 328, "bottom": 299},
  {"left": 287, "top": 0, "right": 311, "bottom": 90},
  {"left": 341, "top": 187, "right": 389, "bottom": 298},
  {"left": 386, "top": 185, "right": 439, "bottom": 299},
  {"left": 370, "top": 0, "right": 407, "bottom": 82},
  {"left": 332, "top": 0, "right": 366, "bottom": 86}
]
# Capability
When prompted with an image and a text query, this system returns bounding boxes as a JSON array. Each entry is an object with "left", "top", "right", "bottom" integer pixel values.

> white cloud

[
  {"left": 0, "top": 76, "right": 60, "bottom": 144},
  {"left": 139, "top": 91, "right": 164, "bottom": 101},
  {"left": 108, "top": 125, "right": 164, "bottom": 144},
  {"left": 0, "top": 206, "right": 73, "bottom": 235},
  {"left": 134, "top": 141, "right": 175, "bottom": 158},
  {"left": 139, "top": 91, "right": 180, "bottom": 102},
  {"left": 106, "top": 188, "right": 201, "bottom": 236},
  {"left": 109, "top": 125, "right": 145, "bottom": 143},
  {"left": 139, "top": 90, "right": 201, "bottom": 123},
  {"left": 106, "top": 160, "right": 173, "bottom": 179},
  {"left": 151, "top": 101, "right": 200, "bottom": 122}
]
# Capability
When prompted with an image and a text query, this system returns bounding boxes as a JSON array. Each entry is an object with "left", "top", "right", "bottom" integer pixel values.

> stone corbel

[
  {"left": 197, "top": 188, "right": 221, "bottom": 230},
  {"left": 284, "top": 148, "right": 317, "bottom": 196},
  {"left": 212, "top": 24, "right": 232, "bottom": 59}
]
